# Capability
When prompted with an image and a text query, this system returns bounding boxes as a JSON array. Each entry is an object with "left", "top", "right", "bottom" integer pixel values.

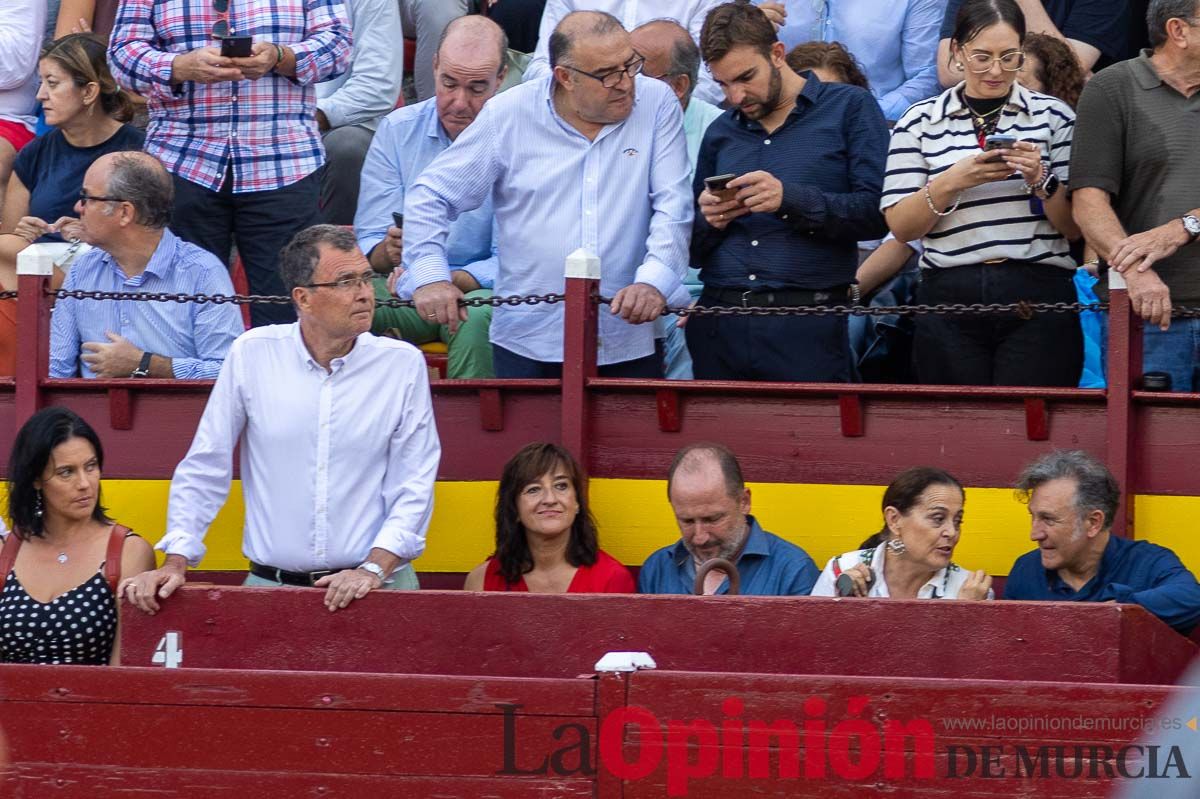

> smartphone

[
  {"left": 704, "top": 173, "right": 738, "bottom": 203},
  {"left": 983, "top": 134, "right": 1017, "bottom": 159},
  {"left": 391, "top": 212, "right": 404, "bottom": 229},
  {"left": 220, "top": 35, "right": 253, "bottom": 58}
]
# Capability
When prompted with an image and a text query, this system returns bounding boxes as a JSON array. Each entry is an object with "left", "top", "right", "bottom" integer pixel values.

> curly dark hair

[
  {"left": 492, "top": 443, "right": 599, "bottom": 585},
  {"left": 785, "top": 41, "right": 870, "bottom": 90},
  {"left": 1021, "top": 32, "right": 1085, "bottom": 109}
]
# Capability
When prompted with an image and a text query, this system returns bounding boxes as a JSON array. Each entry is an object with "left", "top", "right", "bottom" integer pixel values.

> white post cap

[
  {"left": 565, "top": 248, "right": 601, "bottom": 280},
  {"left": 594, "top": 651, "right": 657, "bottom": 673},
  {"left": 1108, "top": 269, "right": 1127, "bottom": 291},
  {"left": 16, "top": 243, "right": 61, "bottom": 277}
]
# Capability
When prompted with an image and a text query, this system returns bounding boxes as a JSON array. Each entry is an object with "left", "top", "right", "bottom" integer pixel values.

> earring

[
  {"left": 34, "top": 490, "right": 44, "bottom": 519},
  {"left": 887, "top": 537, "right": 906, "bottom": 555}
]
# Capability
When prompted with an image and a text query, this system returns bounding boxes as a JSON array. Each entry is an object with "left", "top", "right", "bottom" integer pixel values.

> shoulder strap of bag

[
  {"left": 103, "top": 524, "right": 133, "bottom": 595},
  {"left": 0, "top": 531, "right": 22, "bottom": 583}
]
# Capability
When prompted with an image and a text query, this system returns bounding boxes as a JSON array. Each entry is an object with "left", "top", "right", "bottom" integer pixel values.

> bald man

[
  {"left": 354, "top": 14, "right": 508, "bottom": 378},
  {"left": 404, "top": 11, "right": 692, "bottom": 378},
  {"left": 49, "top": 152, "right": 243, "bottom": 379},
  {"left": 631, "top": 19, "right": 723, "bottom": 180}
]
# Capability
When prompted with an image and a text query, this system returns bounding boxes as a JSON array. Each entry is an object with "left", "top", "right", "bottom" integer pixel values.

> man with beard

[
  {"left": 690, "top": 2, "right": 888, "bottom": 382},
  {"left": 638, "top": 443, "right": 819, "bottom": 595},
  {"left": 404, "top": 11, "right": 691, "bottom": 377}
]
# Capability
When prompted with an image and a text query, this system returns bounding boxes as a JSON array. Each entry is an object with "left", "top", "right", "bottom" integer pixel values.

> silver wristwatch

[
  {"left": 356, "top": 561, "right": 388, "bottom": 583},
  {"left": 1182, "top": 214, "right": 1200, "bottom": 244}
]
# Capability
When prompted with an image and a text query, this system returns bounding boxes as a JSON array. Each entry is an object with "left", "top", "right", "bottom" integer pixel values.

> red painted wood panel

[
  {"left": 617, "top": 671, "right": 1191, "bottom": 798},
  {"left": 120, "top": 588, "right": 1195, "bottom": 685},
  {"left": 3, "top": 766, "right": 595, "bottom": 798},
  {"left": 1133, "top": 402, "right": 1200, "bottom": 496}
]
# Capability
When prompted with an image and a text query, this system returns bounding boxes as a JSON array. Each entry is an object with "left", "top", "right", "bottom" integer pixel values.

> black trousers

[
  {"left": 169, "top": 168, "right": 323, "bottom": 327},
  {"left": 913, "top": 262, "right": 1082, "bottom": 387},
  {"left": 686, "top": 296, "right": 852, "bottom": 382}
]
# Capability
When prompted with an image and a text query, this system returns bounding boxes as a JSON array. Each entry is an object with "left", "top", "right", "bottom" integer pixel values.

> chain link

[
  {"left": 35, "top": 286, "right": 1200, "bottom": 319},
  {"left": 0, "top": 290, "right": 15, "bottom": 300}
]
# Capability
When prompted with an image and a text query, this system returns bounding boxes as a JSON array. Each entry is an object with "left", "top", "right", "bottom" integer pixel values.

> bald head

[
  {"left": 631, "top": 19, "right": 701, "bottom": 107},
  {"left": 549, "top": 10, "right": 627, "bottom": 69},
  {"left": 438, "top": 13, "right": 508, "bottom": 69},
  {"left": 433, "top": 14, "right": 508, "bottom": 140}
]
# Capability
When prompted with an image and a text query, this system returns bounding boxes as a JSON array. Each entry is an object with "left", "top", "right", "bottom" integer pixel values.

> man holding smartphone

[
  {"left": 690, "top": 2, "right": 888, "bottom": 381},
  {"left": 353, "top": 15, "right": 506, "bottom": 379},
  {"left": 107, "top": 0, "right": 351, "bottom": 327}
]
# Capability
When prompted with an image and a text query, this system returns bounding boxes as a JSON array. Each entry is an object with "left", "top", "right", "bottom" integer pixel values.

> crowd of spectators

[{"left": 0, "top": 0, "right": 1192, "bottom": 388}]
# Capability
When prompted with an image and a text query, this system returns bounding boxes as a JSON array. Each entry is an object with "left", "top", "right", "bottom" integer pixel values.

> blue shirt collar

[
  {"left": 733, "top": 71, "right": 823, "bottom": 131},
  {"left": 421, "top": 98, "right": 452, "bottom": 146},
  {"left": 100, "top": 228, "right": 177, "bottom": 282},
  {"left": 1045, "top": 533, "right": 1120, "bottom": 594},
  {"left": 669, "top": 515, "right": 769, "bottom": 567}
]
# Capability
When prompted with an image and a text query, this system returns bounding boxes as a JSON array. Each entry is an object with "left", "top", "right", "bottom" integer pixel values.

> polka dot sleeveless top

[{"left": 0, "top": 568, "right": 117, "bottom": 665}]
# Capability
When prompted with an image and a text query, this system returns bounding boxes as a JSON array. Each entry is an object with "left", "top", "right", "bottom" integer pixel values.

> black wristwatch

[
  {"left": 1037, "top": 171, "right": 1060, "bottom": 200},
  {"left": 130, "top": 351, "right": 152, "bottom": 378}
]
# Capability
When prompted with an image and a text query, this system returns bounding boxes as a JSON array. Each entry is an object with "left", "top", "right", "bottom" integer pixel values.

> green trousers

[{"left": 372, "top": 279, "right": 494, "bottom": 378}]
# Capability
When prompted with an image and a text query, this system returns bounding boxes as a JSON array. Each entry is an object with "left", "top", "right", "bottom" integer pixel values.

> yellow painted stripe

[{"left": 83, "top": 480, "right": 1200, "bottom": 578}]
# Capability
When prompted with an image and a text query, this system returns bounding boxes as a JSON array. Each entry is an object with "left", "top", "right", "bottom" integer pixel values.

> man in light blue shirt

[
  {"left": 355, "top": 15, "right": 505, "bottom": 378},
  {"left": 639, "top": 443, "right": 819, "bottom": 596},
  {"left": 759, "top": 0, "right": 944, "bottom": 120},
  {"left": 50, "top": 152, "right": 243, "bottom": 379},
  {"left": 405, "top": 11, "right": 693, "bottom": 377}
]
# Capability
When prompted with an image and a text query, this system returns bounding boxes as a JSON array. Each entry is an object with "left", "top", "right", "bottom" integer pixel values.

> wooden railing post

[
  {"left": 1105, "top": 270, "right": 1141, "bottom": 538},
  {"left": 561, "top": 249, "right": 600, "bottom": 471},
  {"left": 13, "top": 246, "right": 55, "bottom": 427}
]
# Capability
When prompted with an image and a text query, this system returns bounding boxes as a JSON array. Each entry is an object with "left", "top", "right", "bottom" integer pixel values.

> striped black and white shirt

[{"left": 881, "top": 82, "right": 1075, "bottom": 270}]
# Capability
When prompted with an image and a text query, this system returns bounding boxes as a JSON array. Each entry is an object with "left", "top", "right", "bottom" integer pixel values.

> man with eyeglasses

[
  {"left": 49, "top": 152, "right": 244, "bottom": 380},
  {"left": 122, "top": 224, "right": 440, "bottom": 614},
  {"left": 523, "top": 0, "right": 728, "bottom": 105},
  {"left": 355, "top": 15, "right": 507, "bottom": 379},
  {"left": 1071, "top": 0, "right": 1200, "bottom": 391},
  {"left": 107, "top": 0, "right": 351, "bottom": 328},
  {"left": 404, "top": 11, "right": 692, "bottom": 378}
]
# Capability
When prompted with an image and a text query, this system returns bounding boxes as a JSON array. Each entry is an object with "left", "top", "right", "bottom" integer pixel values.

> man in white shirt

[
  {"left": 121, "top": 225, "right": 441, "bottom": 613},
  {"left": 316, "top": 0, "right": 405, "bottom": 225},
  {"left": 405, "top": 11, "right": 693, "bottom": 377},
  {"left": 523, "top": 0, "right": 727, "bottom": 105}
]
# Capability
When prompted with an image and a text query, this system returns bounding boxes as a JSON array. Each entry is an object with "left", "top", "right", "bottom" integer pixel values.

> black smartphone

[
  {"left": 704, "top": 173, "right": 737, "bottom": 202},
  {"left": 391, "top": 212, "right": 404, "bottom": 229},
  {"left": 220, "top": 35, "right": 253, "bottom": 58}
]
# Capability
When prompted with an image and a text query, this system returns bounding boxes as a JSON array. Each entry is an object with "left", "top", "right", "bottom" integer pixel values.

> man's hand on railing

[
  {"left": 1108, "top": 219, "right": 1191, "bottom": 275},
  {"left": 413, "top": 280, "right": 468, "bottom": 333},
  {"left": 120, "top": 555, "right": 188, "bottom": 615},
  {"left": 609, "top": 282, "right": 665, "bottom": 325},
  {"left": 1123, "top": 267, "right": 1173, "bottom": 332}
]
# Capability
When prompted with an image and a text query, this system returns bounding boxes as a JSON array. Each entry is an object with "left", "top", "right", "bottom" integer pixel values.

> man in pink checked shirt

[{"left": 107, "top": 0, "right": 352, "bottom": 327}]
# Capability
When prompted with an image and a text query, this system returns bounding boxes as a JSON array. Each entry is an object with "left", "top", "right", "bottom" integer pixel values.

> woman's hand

[
  {"left": 840, "top": 564, "right": 875, "bottom": 597},
  {"left": 943, "top": 151, "right": 1017, "bottom": 192},
  {"left": 958, "top": 569, "right": 993, "bottom": 601},
  {"left": 1001, "top": 141, "right": 1044, "bottom": 189},
  {"left": 50, "top": 216, "right": 84, "bottom": 242}
]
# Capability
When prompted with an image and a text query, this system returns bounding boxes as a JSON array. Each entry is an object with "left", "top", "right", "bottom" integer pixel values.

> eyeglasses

[
  {"left": 77, "top": 190, "right": 125, "bottom": 205},
  {"left": 560, "top": 55, "right": 645, "bottom": 89},
  {"left": 963, "top": 51, "right": 1025, "bottom": 73},
  {"left": 213, "top": 0, "right": 230, "bottom": 40},
  {"left": 303, "top": 270, "right": 376, "bottom": 291}
]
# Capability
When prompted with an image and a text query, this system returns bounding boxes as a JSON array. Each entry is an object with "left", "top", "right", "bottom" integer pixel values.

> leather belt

[
  {"left": 702, "top": 286, "right": 846, "bottom": 308},
  {"left": 249, "top": 560, "right": 340, "bottom": 586}
]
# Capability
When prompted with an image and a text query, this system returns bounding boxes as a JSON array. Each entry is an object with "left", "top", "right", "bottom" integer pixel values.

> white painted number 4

[{"left": 151, "top": 631, "right": 183, "bottom": 668}]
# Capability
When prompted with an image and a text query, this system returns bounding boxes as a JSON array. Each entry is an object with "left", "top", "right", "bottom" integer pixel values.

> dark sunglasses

[{"left": 213, "top": 0, "right": 230, "bottom": 40}]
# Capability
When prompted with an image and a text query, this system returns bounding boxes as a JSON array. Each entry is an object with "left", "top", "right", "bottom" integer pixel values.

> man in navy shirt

[
  {"left": 690, "top": 2, "right": 888, "bottom": 381},
  {"left": 1005, "top": 450, "right": 1200, "bottom": 634},
  {"left": 638, "top": 443, "right": 819, "bottom": 595}
]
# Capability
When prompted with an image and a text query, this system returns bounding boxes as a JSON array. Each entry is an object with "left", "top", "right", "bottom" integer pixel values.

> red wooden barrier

[{"left": 119, "top": 587, "right": 1196, "bottom": 685}]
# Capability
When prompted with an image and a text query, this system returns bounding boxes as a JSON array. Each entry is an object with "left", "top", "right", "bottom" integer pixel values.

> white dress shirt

[
  {"left": 405, "top": 75, "right": 692, "bottom": 365},
  {"left": 0, "top": 0, "right": 47, "bottom": 131},
  {"left": 158, "top": 324, "right": 440, "bottom": 572},
  {"left": 523, "top": 0, "right": 726, "bottom": 106},
  {"left": 315, "top": 0, "right": 404, "bottom": 131}
]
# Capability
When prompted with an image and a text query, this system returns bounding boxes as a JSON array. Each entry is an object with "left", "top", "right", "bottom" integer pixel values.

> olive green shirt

[{"left": 1071, "top": 50, "right": 1200, "bottom": 305}]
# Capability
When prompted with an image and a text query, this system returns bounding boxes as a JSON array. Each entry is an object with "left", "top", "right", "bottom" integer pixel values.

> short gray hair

[
  {"left": 106, "top": 152, "right": 172, "bottom": 229},
  {"left": 278, "top": 225, "right": 359, "bottom": 294},
  {"left": 1147, "top": 0, "right": 1200, "bottom": 48},
  {"left": 1014, "top": 450, "right": 1121, "bottom": 531}
]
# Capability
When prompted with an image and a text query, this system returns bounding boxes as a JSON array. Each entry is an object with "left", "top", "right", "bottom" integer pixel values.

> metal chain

[
  {"left": 34, "top": 287, "right": 1200, "bottom": 319},
  {"left": 0, "top": 291, "right": 15, "bottom": 300}
]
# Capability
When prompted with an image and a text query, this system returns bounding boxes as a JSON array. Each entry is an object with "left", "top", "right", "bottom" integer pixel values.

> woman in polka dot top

[{"left": 1, "top": 407, "right": 155, "bottom": 665}]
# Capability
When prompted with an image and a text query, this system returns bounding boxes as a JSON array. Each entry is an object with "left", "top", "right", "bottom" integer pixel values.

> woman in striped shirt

[{"left": 881, "top": 0, "right": 1082, "bottom": 387}]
